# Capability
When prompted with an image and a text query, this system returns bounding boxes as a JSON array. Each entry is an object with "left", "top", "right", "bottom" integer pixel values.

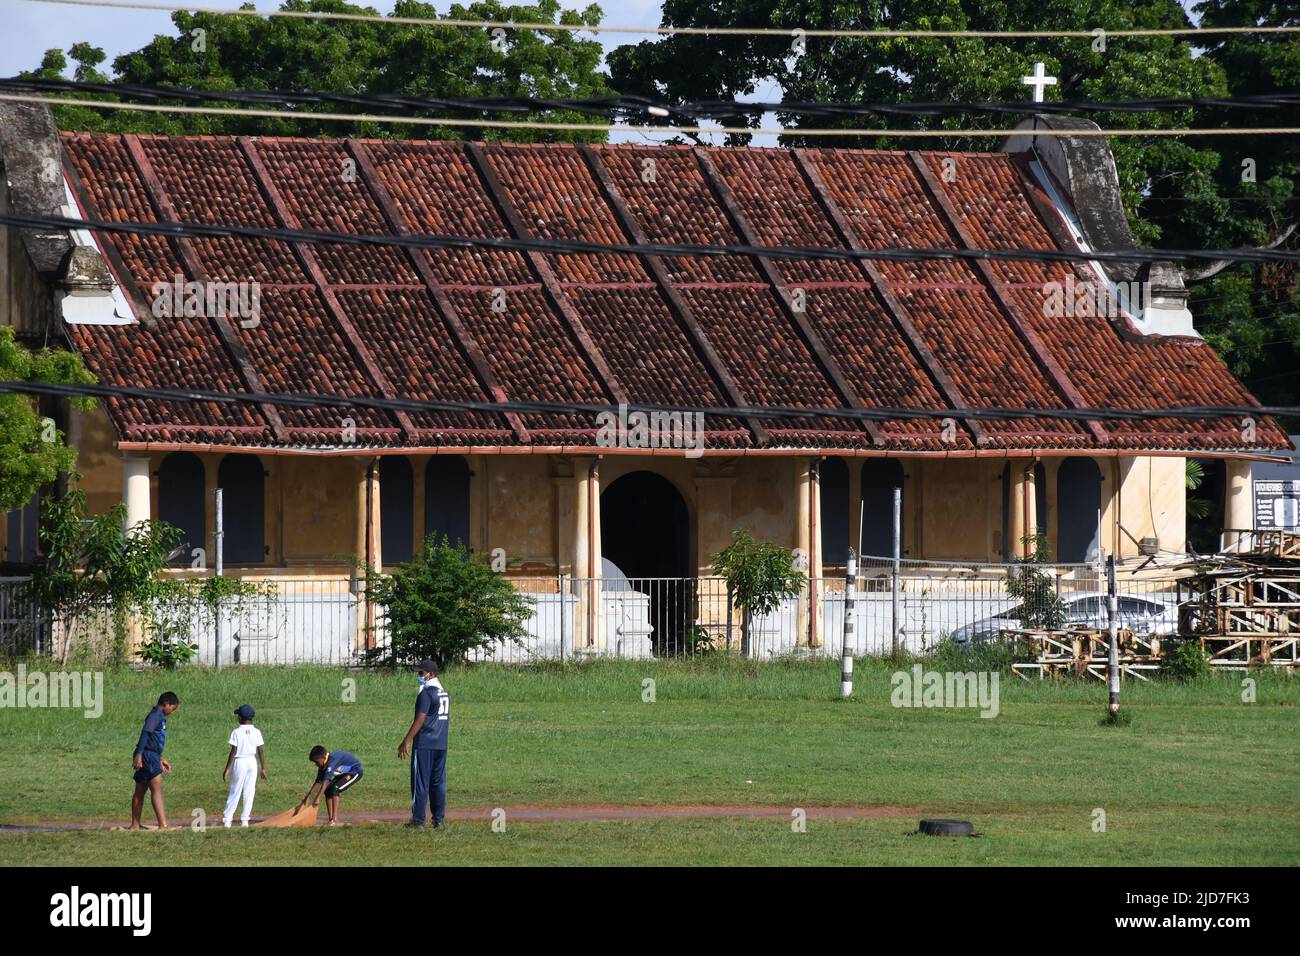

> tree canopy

[
  {"left": 0, "top": 327, "right": 96, "bottom": 513},
  {"left": 26, "top": 0, "right": 611, "bottom": 142}
]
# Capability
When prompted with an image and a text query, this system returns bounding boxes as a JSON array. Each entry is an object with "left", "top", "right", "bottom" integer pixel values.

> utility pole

[
  {"left": 841, "top": 547, "right": 856, "bottom": 698},
  {"left": 214, "top": 487, "right": 224, "bottom": 671},
  {"left": 1107, "top": 554, "right": 1120, "bottom": 716}
]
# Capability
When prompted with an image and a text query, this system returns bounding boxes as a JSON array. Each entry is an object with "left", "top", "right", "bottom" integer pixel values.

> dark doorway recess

[
  {"left": 861, "top": 460, "right": 904, "bottom": 558},
  {"left": 820, "top": 457, "right": 849, "bottom": 565},
  {"left": 425, "top": 456, "right": 470, "bottom": 550},
  {"left": 380, "top": 456, "right": 414, "bottom": 565},
  {"left": 218, "top": 454, "right": 265, "bottom": 565},
  {"left": 1057, "top": 457, "right": 1102, "bottom": 562},
  {"left": 159, "top": 451, "right": 205, "bottom": 565},
  {"left": 601, "top": 471, "right": 691, "bottom": 654}
]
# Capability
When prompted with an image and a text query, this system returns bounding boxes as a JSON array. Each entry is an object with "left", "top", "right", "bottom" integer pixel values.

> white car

[{"left": 950, "top": 592, "right": 1179, "bottom": 645}]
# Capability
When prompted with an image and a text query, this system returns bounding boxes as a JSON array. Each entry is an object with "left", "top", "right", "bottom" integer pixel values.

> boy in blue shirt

[
  {"left": 299, "top": 746, "right": 363, "bottom": 827},
  {"left": 130, "top": 691, "right": 179, "bottom": 829}
]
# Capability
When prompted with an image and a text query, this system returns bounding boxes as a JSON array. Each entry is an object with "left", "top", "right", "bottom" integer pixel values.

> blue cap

[{"left": 234, "top": 704, "right": 255, "bottom": 719}]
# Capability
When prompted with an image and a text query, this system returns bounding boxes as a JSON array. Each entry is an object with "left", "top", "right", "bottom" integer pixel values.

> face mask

[{"left": 417, "top": 676, "right": 427, "bottom": 689}]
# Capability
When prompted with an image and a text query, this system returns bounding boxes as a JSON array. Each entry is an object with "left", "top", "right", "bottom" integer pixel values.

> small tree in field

[
  {"left": 1006, "top": 533, "right": 1065, "bottom": 631},
  {"left": 368, "top": 537, "right": 532, "bottom": 667},
  {"left": 712, "top": 529, "right": 807, "bottom": 654}
]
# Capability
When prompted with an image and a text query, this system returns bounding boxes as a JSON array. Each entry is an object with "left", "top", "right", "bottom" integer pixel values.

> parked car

[{"left": 950, "top": 592, "right": 1178, "bottom": 645}]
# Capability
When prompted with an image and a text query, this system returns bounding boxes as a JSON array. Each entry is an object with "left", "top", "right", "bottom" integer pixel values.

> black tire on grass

[{"left": 919, "top": 818, "right": 974, "bottom": 837}]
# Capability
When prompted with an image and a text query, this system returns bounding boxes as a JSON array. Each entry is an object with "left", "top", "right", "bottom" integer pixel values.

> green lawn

[{"left": 1, "top": 658, "right": 1297, "bottom": 865}]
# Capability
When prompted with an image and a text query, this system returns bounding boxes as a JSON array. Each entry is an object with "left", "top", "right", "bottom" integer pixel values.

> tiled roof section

[{"left": 58, "top": 131, "right": 1289, "bottom": 453}]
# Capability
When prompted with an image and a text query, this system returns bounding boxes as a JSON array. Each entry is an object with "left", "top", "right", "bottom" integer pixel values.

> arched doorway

[
  {"left": 217, "top": 454, "right": 265, "bottom": 564},
  {"left": 1187, "top": 458, "right": 1226, "bottom": 554},
  {"left": 380, "top": 457, "right": 414, "bottom": 565},
  {"left": 819, "top": 457, "right": 849, "bottom": 566},
  {"left": 424, "top": 457, "right": 470, "bottom": 550},
  {"left": 861, "top": 460, "right": 904, "bottom": 558},
  {"left": 601, "top": 471, "right": 690, "bottom": 653},
  {"left": 158, "top": 451, "right": 205, "bottom": 565},
  {"left": 1057, "top": 457, "right": 1102, "bottom": 562}
]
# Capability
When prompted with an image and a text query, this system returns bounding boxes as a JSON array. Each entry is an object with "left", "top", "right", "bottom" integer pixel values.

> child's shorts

[
  {"left": 134, "top": 754, "right": 163, "bottom": 784},
  {"left": 324, "top": 770, "right": 362, "bottom": 797}
]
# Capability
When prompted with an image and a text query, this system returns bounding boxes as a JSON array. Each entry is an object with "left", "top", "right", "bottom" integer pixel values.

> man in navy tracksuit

[{"left": 398, "top": 659, "right": 449, "bottom": 829}]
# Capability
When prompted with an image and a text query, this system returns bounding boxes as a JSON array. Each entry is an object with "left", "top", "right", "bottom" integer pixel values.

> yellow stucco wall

[{"left": 61, "top": 434, "right": 1196, "bottom": 575}]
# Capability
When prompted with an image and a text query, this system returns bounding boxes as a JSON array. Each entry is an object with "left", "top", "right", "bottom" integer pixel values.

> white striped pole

[
  {"left": 1107, "top": 554, "right": 1120, "bottom": 715},
  {"left": 841, "top": 548, "right": 857, "bottom": 697}
]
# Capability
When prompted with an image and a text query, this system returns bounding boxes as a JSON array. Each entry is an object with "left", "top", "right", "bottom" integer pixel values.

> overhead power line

[
  {"left": 6, "top": 92, "right": 1299, "bottom": 139},
  {"left": 6, "top": 77, "right": 1300, "bottom": 123},
  {"left": 5, "top": 211, "right": 1300, "bottom": 268},
  {"left": 1, "top": 380, "right": 1294, "bottom": 427},
  {"left": 17, "top": 0, "right": 1300, "bottom": 40}
]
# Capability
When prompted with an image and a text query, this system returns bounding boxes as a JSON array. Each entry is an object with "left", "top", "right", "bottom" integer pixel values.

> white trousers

[{"left": 223, "top": 756, "right": 259, "bottom": 825}]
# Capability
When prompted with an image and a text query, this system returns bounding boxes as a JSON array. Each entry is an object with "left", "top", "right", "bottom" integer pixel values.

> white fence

[{"left": 0, "top": 563, "right": 1189, "bottom": 665}]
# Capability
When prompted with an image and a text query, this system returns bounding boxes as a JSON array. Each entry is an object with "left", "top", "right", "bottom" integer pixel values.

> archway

[
  {"left": 380, "top": 456, "right": 414, "bottom": 565},
  {"left": 819, "top": 457, "right": 849, "bottom": 566},
  {"left": 424, "top": 456, "right": 470, "bottom": 550},
  {"left": 159, "top": 451, "right": 205, "bottom": 566},
  {"left": 860, "top": 460, "right": 904, "bottom": 558},
  {"left": 601, "top": 471, "right": 691, "bottom": 653},
  {"left": 1057, "top": 457, "right": 1102, "bottom": 562},
  {"left": 217, "top": 454, "right": 265, "bottom": 565},
  {"left": 1187, "top": 458, "right": 1226, "bottom": 554}
]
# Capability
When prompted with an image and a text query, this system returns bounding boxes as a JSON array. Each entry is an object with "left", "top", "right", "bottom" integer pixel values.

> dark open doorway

[{"left": 601, "top": 471, "right": 691, "bottom": 653}]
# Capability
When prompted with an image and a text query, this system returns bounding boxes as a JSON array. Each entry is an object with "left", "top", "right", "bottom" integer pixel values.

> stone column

[
  {"left": 793, "top": 459, "right": 821, "bottom": 647},
  {"left": 1007, "top": 461, "right": 1029, "bottom": 559},
  {"left": 123, "top": 454, "right": 151, "bottom": 533},
  {"left": 571, "top": 457, "right": 602, "bottom": 650},
  {"left": 120, "top": 454, "right": 152, "bottom": 657},
  {"left": 1223, "top": 458, "right": 1254, "bottom": 552}
]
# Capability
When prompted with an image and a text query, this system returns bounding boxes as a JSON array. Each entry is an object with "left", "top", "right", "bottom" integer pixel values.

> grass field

[{"left": 2, "top": 657, "right": 1298, "bottom": 865}]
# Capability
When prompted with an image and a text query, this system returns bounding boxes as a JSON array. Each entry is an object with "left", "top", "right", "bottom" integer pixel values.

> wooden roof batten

[
  {"left": 236, "top": 136, "right": 418, "bottom": 443},
  {"left": 692, "top": 146, "right": 886, "bottom": 447},
  {"left": 577, "top": 143, "right": 768, "bottom": 447},
  {"left": 343, "top": 139, "right": 530, "bottom": 443},
  {"left": 463, "top": 141, "right": 629, "bottom": 409},
  {"left": 907, "top": 151, "right": 1110, "bottom": 446},
  {"left": 791, "top": 148, "right": 990, "bottom": 448},
  {"left": 122, "top": 133, "right": 288, "bottom": 443}
]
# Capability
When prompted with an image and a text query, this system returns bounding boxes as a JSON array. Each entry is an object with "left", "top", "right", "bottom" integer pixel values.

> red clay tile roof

[{"left": 58, "top": 131, "right": 1289, "bottom": 453}]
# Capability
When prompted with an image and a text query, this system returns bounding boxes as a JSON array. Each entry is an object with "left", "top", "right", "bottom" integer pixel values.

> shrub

[
  {"left": 711, "top": 529, "right": 807, "bottom": 654},
  {"left": 1164, "top": 638, "right": 1212, "bottom": 682},
  {"left": 368, "top": 537, "right": 532, "bottom": 667}
]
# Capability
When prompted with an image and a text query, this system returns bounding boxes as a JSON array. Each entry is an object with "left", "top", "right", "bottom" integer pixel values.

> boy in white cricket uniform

[{"left": 222, "top": 704, "right": 267, "bottom": 827}]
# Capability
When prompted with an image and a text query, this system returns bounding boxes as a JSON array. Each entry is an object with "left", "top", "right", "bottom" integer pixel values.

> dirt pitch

[{"left": 0, "top": 804, "right": 920, "bottom": 832}]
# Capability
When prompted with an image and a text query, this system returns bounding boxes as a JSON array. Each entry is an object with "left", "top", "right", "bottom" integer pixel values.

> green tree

[
  {"left": 29, "top": 487, "right": 181, "bottom": 665},
  {"left": 368, "top": 536, "right": 533, "bottom": 666},
  {"left": 1006, "top": 534, "right": 1065, "bottom": 630},
  {"left": 608, "top": 0, "right": 1298, "bottom": 416},
  {"left": 711, "top": 528, "right": 807, "bottom": 654},
  {"left": 25, "top": 0, "right": 611, "bottom": 142},
  {"left": 0, "top": 326, "right": 97, "bottom": 513}
]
